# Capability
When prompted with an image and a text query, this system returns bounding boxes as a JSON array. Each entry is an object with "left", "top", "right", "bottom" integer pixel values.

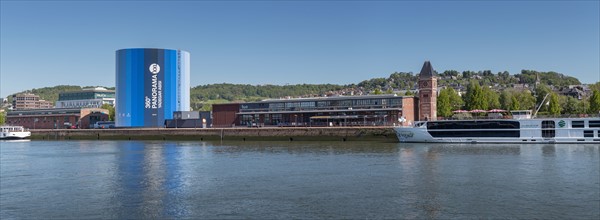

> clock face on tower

[{"left": 422, "top": 81, "right": 429, "bottom": 87}]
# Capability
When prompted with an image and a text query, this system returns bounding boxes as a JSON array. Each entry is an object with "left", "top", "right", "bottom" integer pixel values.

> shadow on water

[
  {"left": 399, "top": 143, "right": 599, "bottom": 156},
  {"left": 207, "top": 140, "right": 401, "bottom": 155}
]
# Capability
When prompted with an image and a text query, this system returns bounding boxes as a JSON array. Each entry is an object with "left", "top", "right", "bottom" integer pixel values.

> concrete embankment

[{"left": 31, "top": 127, "right": 399, "bottom": 142}]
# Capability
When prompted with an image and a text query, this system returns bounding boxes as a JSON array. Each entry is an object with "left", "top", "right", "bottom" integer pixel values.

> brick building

[
  {"left": 5, "top": 108, "right": 109, "bottom": 129},
  {"left": 418, "top": 61, "right": 437, "bottom": 121}
]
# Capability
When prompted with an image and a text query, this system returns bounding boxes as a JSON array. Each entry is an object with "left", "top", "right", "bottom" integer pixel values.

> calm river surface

[{"left": 1, "top": 140, "right": 598, "bottom": 219}]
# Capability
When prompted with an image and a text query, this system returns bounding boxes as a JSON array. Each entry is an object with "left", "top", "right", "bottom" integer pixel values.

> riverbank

[{"left": 31, "top": 127, "right": 398, "bottom": 142}]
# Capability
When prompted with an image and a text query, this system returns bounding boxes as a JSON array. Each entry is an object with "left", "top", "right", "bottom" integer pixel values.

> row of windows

[
  {"left": 571, "top": 120, "right": 600, "bottom": 128},
  {"left": 260, "top": 98, "right": 404, "bottom": 111},
  {"left": 7, "top": 117, "right": 76, "bottom": 124},
  {"left": 429, "top": 130, "right": 520, "bottom": 138},
  {"left": 584, "top": 130, "right": 595, "bottom": 138},
  {"left": 427, "top": 121, "right": 520, "bottom": 130},
  {"left": 59, "top": 92, "right": 115, "bottom": 101},
  {"left": 58, "top": 101, "right": 103, "bottom": 108},
  {"left": 14, "top": 97, "right": 39, "bottom": 101}
]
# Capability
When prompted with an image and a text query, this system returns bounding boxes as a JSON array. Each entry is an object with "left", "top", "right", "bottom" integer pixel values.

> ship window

[
  {"left": 584, "top": 130, "right": 594, "bottom": 138},
  {"left": 427, "top": 120, "right": 520, "bottom": 130},
  {"left": 541, "top": 120, "right": 555, "bottom": 138},
  {"left": 589, "top": 120, "right": 600, "bottom": 128},
  {"left": 572, "top": 121, "right": 584, "bottom": 128},
  {"left": 428, "top": 130, "right": 520, "bottom": 138}
]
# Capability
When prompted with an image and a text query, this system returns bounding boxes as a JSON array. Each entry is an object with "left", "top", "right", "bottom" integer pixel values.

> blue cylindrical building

[{"left": 115, "top": 48, "right": 190, "bottom": 127}]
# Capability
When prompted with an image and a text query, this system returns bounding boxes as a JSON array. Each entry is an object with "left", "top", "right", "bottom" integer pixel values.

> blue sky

[{"left": 1, "top": 1, "right": 599, "bottom": 97}]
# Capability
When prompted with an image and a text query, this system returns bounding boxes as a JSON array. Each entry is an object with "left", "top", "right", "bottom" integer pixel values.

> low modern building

[
  {"left": 55, "top": 87, "right": 116, "bottom": 108},
  {"left": 12, "top": 93, "right": 53, "bottom": 110},
  {"left": 212, "top": 103, "right": 241, "bottom": 127},
  {"left": 211, "top": 95, "right": 417, "bottom": 128},
  {"left": 5, "top": 108, "right": 109, "bottom": 129},
  {"left": 164, "top": 111, "right": 212, "bottom": 128}
]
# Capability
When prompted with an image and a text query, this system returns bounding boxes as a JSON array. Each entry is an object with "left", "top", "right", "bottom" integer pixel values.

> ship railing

[{"left": 438, "top": 113, "right": 600, "bottom": 121}]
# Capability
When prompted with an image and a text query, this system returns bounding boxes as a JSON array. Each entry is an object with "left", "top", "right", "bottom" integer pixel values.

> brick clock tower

[{"left": 418, "top": 61, "right": 437, "bottom": 121}]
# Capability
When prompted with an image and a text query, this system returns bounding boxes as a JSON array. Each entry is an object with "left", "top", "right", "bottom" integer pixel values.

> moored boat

[
  {"left": 0, "top": 126, "right": 31, "bottom": 140},
  {"left": 395, "top": 115, "right": 600, "bottom": 144}
]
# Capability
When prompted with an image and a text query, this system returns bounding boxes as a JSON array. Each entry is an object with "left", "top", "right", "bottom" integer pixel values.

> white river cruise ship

[{"left": 395, "top": 111, "right": 600, "bottom": 144}]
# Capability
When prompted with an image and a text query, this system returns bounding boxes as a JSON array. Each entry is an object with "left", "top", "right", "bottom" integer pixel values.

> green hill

[
  {"left": 6, "top": 85, "right": 115, "bottom": 104},
  {"left": 4, "top": 69, "right": 593, "bottom": 111}
]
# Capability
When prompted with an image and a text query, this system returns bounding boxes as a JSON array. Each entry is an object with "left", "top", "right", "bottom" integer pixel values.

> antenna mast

[{"left": 533, "top": 93, "right": 550, "bottom": 118}]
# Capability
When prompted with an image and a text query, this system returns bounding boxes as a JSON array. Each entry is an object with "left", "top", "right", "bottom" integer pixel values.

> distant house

[
  {"left": 558, "top": 86, "right": 585, "bottom": 100},
  {"left": 12, "top": 93, "right": 54, "bottom": 110},
  {"left": 512, "top": 84, "right": 530, "bottom": 90}
]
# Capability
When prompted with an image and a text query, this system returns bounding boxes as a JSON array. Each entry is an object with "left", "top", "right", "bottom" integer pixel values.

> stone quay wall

[{"left": 31, "top": 127, "right": 399, "bottom": 142}]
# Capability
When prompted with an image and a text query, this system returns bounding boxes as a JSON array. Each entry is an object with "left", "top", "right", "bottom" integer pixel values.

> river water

[{"left": 1, "top": 140, "right": 598, "bottom": 219}]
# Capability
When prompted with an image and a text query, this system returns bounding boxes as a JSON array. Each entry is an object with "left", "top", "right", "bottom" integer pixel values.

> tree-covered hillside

[
  {"left": 190, "top": 83, "right": 345, "bottom": 110},
  {"left": 516, "top": 70, "right": 581, "bottom": 86},
  {"left": 3, "top": 69, "right": 594, "bottom": 112},
  {"left": 5, "top": 85, "right": 115, "bottom": 104}
]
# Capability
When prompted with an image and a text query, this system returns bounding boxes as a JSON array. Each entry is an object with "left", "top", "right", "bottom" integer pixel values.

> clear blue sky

[{"left": 1, "top": 1, "right": 599, "bottom": 97}]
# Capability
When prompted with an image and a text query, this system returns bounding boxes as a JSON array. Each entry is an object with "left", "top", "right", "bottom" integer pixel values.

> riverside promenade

[{"left": 31, "top": 127, "right": 398, "bottom": 142}]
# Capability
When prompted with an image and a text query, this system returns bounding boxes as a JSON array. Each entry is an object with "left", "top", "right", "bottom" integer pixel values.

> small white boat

[{"left": 0, "top": 126, "right": 31, "bottom": 140}]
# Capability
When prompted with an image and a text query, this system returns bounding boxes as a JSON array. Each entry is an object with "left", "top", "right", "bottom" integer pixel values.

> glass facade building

[
  {"left": 211, "top": 95, "right": 416, "bottom": 127},
  {"left": 115, "top": 48, "right": 190, "bottom": 127},
  {"left": 55, "top": 87, "right": 116, "bottom": 108}
]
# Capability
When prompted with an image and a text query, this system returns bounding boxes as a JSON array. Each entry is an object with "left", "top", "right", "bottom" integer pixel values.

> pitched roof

[{"left": 419, "top": 61, "right": 437, "bottom": 79}]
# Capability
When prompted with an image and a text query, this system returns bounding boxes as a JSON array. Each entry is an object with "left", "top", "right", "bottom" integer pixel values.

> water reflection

[
  {"left": 1, "top": 141, "right": 598, "bottom": 219},
  {"left": 210, "top": 141, "right": 400, "bottom": 155},
  {"left": 425, "top": 144, "right": 521, "bottom": 155},
  {"left": 542, "top": 145, "right": 556, "bottom": 156}
]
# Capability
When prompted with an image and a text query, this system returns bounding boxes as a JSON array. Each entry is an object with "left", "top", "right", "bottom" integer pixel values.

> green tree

[
  {"left": 442, "top": 70, "right": 460, "bottom": 77},
  {"left": 500, "top": 91, "right": 512, "bottom": 110},
  {"left": 373, "top": 88, "right": 383, "bottom": 95},
  {"left": 535, "top": 84, "right": 552, "bottom": 112},
  {"left": 464, "top": 81, "right": 486, "bottom": 110},
  {"left": 405, "top": 90, "right": 414, "bottom": 96},
  {"left": 101, "top": 104, "right": 115, "bottom": 121},
  {"left": 515, "top": 91, "right": 536, "bottom": 110},
  {"left": 510, "top": 96, "right": 520, "bottom": 110},
  {"left": 0, "top": 111, "right": 5, "bottom": 125},
  {"left": 437, "top": 89, "right": 452, "bottom": 117},
  {"left": 462, "top": 71, "right": 474, "bottom": 79},
  {"left": 590, "top": 89, "right": 600, "bottom": 114},
  {"left": 562, "top": 96, "right": 580, "bottom": 115},
  {"left": 548, "top": 93, "right": 561, "bottom": 116},
  {"left": 580, "top": 99, "right": 590, "bottom": 114},
  {"left": 589, "top": 82, "right": 600, "bottom": 92},
  {"left": 483, "top": 86, "right": 500, "bottom": 109},
  {"left": 446, "top": 87, "right": 464, "bottom": 111}
]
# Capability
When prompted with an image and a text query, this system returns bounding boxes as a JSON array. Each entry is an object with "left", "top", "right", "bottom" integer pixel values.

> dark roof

[
  {"left": 419, "top": 61, "right": 437, "bottom": 79},
  {"left": 257, "top": 94, "right": 405, "bottom": 103}
]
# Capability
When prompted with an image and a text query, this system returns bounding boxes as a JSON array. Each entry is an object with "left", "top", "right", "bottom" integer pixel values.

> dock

[{"left": 31, "top": 127, "right": 399, "bottom": 142}]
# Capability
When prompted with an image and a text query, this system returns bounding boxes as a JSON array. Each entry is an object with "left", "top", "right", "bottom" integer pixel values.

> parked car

[{"left": 93, "top": 121, "right": 115, "bottom": 129}]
